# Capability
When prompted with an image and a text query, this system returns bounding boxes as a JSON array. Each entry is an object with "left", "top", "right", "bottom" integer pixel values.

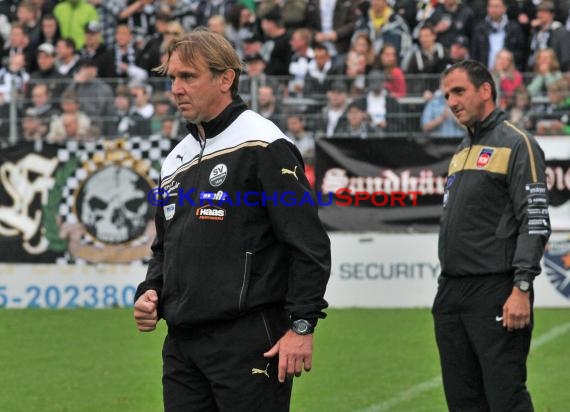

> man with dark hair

[
  {"left": 433, "top": 59, "right": 550, "bottom": 411},
  {"left": 133, "top": 29, "right": 331, "bottom": 412},
  {"left": 528, "top": 0, "right": 570, "bottom": 70}
]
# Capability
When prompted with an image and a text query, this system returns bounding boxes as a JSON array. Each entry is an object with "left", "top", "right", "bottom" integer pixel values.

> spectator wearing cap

[
  {"left": 334, "top": 99, "right": 379, "bottom": 138},
  {"left": 304, "top": 0, "right": 359, "bottom": 56},
  {"left": 124, "top": 81, "right": 154, "bottom": 137},
  {"left": 364, "top": 70, "right": 405, "bottom": 134},
  {"left": 64, "top": 58, "right": 115, "bottom": 135},
  {"left": 288, "top": 28, "right": 315, "bottom": 96},
  {"left": 53, "top": 0, "right": 99, "bottom": 50},
  {"left": 48, "top": 89, "right": 92, "bottom": 142},
  {"left": 80, "top": 21, "right": 114, "bottom": 78},
  {"left": 242, "top": 32, "right": 264, "bottom": 60},
  {"left": 87, "top": 0, "right": 125, "bottom": 47},
  {"left": 239, "top": 53, "right": 269, "bottom": 103},
  {"left": 260, "top": 7, "right": 293, "bottom": 78},
  {"left": 17, "top": 1, "right": 42, "bottom": 49},
  {"left": 470, "top": 0, "right": 527, "bottom": 72},
  {"left": 38, "top": 14, "right": 61, "bottom": 47},
  {"left": 98, "top": 22, "right": 148, "bottom": 83},
  {"left": 528, "top": 0, "right": 570, "bottom": 71},
  {"left": 30, "top": 42, "right": 65, "bottom": 97},
  {"left": 449, "top": 35, "right": 471, "bottom": 64},
  {"left": 427, "top": 0, "right": 475, "bottom": 49},
  {"left": 319, "top": 80, "right": 349, "bottom": 138}
]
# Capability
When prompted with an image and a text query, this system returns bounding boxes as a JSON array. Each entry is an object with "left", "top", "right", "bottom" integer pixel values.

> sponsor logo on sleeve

[
  {"left": 164, "top": 204, "right": 176, "bottom": 220},
  {"left": 525, "top": 183, "right": 550, "bottom": 235}
]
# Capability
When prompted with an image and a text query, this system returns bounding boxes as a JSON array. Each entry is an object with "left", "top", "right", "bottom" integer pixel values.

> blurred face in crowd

[
  {"left": 61, "top": 98, "right": 80, "bottom": 113},
  {"left": 115, "top": 94, "right": 130, "bottom": 112},
  {"left": 115, "top": 25, "right": 132, "bottom": 48},
  {"left": 327, "top": 89, "right": 346, "bottom": 109},
  {"left": 85, "top": 31, "right": 102, "bottom": 49},
  {"left": 314, "top": 48, "right": 330, "bottom": 70},
  {"left": 56, "top": 40, "right": 74, "bottom": 60},
  {"left": 494, "top": 50, "right": 513, "bottom": 72},
  {"left": 347, "top": 106, "right": 366, "bottom": 128},
  {"left": 10, "top": 26, "right": 28, "bottom": 48},
  {"left": 257, "top": 86, "right": 275, "bottom": 108},
  {"left": 245, "top": 59, "right": 265, "bottom": 76},
  {"left": 287, "top": 116, "right": 304, "bottom": 134},
  {"left": 419, "top": 27, "right": 436, "bottom": 51},
  {"left": 290, "top": 31, "right": 308, "bottom": 53},
  {"left": 370, "top": 0, "right": 387, "bottom": 13},
  {"left": 37, "top": 51, "right": 55, "bottom": 70},
  {"left": 443, "top": 68, "right": 491, "bottom": 127},
  {"left": 131, "top": 86, "right": 150, "bottom": 107},
  {"left": 62, "top": 113, "right": 79, "bottom": 137},
  {"left": 487, "top": 0, "right": 506, "bottom": 21},
  {"left": 450, "top": 44, "right": 469, "bottom": 61},
  {"left": 208, "top": 15, "right": 226, "bottom": 36},
  {"left": 41, "top": 16, "right": 58, "bottom": 39},
  {"left": 17, "top": 4, "right": 37, "bottom": 25},
  {"left": 22, "top": 116, "right": 42, "bottom": 138},
  {"left": 32, "top": 84, "right": 50, "bottom": 108},
  {"left": 380, "top": 45, "right": 398, "bottom": 68},
  {"left": 242, "top": 40, "right": 262, "bottom": 57},
  {"left": 353, "top": 34, "right": 370, "bottom": 55}
]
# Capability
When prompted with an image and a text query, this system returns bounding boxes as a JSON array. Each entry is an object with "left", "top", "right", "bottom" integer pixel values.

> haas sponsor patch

[{"left": 476, "top": 148, "right": 494, "bottom": 168}]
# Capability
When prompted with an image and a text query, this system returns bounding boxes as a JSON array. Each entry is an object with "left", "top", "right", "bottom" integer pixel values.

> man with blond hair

[{"left": 133, "top": 29, "right": 330, "bottom": 412}]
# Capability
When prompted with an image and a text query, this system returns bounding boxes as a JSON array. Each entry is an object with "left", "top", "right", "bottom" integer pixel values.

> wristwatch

[
  {"left": 514, "top": 280, "right": 531, "bottom": 292},
  {"left": 291, "top": 319, "right": 314, "bottom": 335}
]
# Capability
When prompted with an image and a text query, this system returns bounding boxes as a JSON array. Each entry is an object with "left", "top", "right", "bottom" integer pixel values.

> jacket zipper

[{"left": 238, "top": 251, "right": 253, "bottom": 314}]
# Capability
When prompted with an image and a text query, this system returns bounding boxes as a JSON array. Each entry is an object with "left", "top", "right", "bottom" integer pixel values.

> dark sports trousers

[
  {"left": 432, "top": 273, "right": 534, "bottom": 412},
  {"left": 162, "top": 306, "right": 292, "bottom": 412}
]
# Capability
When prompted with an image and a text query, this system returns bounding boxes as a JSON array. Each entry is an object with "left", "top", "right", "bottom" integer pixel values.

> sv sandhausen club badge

[{"left": 209, "top": 163, "right": 227, "bottom": 187}]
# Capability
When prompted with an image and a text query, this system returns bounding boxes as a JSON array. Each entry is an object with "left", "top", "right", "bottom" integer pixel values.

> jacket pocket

[{"left": 238, "top": 251, "right": 253, "bottom": 314}]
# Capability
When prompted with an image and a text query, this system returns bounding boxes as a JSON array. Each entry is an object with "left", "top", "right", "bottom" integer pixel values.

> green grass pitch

[{"left": 0, "top": 308, "right": 568, "bottom": 411}]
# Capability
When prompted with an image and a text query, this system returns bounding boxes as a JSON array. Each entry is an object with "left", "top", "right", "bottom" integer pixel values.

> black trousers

[
  {"left": 432, "top": 273, "right": 533, "bottom": 412},
  {"left": 162, "top": 307, "right": 292, "bottom": 412}
]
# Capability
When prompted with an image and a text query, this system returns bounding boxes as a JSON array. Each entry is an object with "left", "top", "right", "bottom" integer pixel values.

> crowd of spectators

[{"left": 1, "top": 0, "right": 570, "bottom": 163}]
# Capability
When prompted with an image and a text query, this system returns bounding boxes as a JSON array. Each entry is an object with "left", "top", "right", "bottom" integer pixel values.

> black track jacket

[
  {"left": 439, "top": 109, "right": 550, "bottom": 283},
  {"left": 135, "top": 98, "right": 331, "bottom": 328}
]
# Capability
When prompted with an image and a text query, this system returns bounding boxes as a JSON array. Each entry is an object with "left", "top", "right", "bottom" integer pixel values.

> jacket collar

[
  {"left": 186, "top": 97, "right": 248, "bottom": 141},
  {"left": 468, "top": 108, "right": 506, "bottom": 141}
]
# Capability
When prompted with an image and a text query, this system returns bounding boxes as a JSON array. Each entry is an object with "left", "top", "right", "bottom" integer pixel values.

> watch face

[
  {"left": 518, "top": 281, "right": 530, "bottom": 292},
  {"left": 292, "top": 319, "right": 311, "bottom": 334}
]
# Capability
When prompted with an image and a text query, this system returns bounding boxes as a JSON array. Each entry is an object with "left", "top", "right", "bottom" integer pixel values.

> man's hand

[
  {"left": 502, "top": 287, "right": 531, "bottom": 331},
  {"left": 134, "top": 289, "right": 159, "bottom": 332},
  {"left": 263, "top": 330, "right": 313, "bottom": 383}
]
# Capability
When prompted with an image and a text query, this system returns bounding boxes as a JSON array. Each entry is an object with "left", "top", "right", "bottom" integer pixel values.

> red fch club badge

[{"left": 476, "top": 148, "right": 494, "bottom": 168}]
